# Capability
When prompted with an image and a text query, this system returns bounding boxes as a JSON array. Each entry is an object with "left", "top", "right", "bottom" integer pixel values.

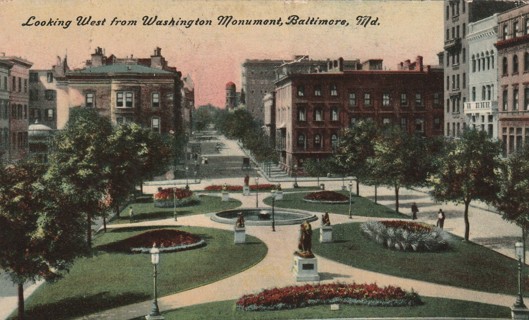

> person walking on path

[
  {"left": 437, "top": 209, "right": 446, "bottom": 229},
  {"left": 129, "top": 207, "right": 134, "bottom": 223},
  {"left": 411, "top": 202, "right": 419, "bottom": 220}
]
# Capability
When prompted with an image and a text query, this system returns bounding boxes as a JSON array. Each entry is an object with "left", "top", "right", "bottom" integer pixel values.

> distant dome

[
  {"left": 225, "top": 81, "right": 236, "bottom": 90},
  {"left": 28, "top": 121, "right": 53, "bottom": 137}
]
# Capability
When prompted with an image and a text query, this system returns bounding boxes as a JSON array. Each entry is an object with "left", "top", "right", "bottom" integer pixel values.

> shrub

[
  {"left": 304, "top": 190, "right": 349, "bottom": 202},
  {"left": 236, "top": 282, "right": 422, "bottom": 311},
  {"left": 361, "top": 220, "right": 448, "bottom": 252}
]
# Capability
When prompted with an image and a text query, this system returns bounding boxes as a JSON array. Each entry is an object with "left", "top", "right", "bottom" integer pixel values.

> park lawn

[
  {"left": 20, "top": 226, "right": 267, "bottom": 320},
  {"left": 140, "top": 297, "right": 510, "bottom": 319},
  {"left": 111, "top": 194, "right": 242, "bottom": 223},
  {"left": 263, "top": 190, "right": 408, "bottom": 218},
  {"left": 313, "top": 223, "right": 521, "bottom": 296}
]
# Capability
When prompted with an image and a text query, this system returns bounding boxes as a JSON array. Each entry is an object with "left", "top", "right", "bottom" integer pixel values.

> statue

[
  {"left": 244, "top": 174, "right": 250, "bottom": 186},
  {"left": 296, "top": 220, "right": 314, "bottom": 258},
  {"left": 235, "top": 212, "right": 245, "bottom": 229},
  {"left": 321, "top": 212, "right": 331, "bottom": 226}
]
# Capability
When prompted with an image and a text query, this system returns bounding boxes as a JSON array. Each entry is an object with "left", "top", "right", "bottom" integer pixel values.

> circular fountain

[{"left": 210, "top": 208, "right": 318, "bottom": 226}]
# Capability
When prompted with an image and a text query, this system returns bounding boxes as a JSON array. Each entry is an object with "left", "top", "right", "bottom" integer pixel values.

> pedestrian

[
  {"left": 437, "top": 209, "right": 446, "bottom": 229},
  {"left": 411, "top": 202, "right": 419, "bottom": 220},
  {"left": 129, "top": 206, "right": 134, "bottom": 223}
]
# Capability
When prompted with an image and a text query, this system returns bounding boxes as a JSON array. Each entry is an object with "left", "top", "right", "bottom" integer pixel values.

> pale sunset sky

[{"left": 0, "top": 0, "right": 443, "bottom": 107}]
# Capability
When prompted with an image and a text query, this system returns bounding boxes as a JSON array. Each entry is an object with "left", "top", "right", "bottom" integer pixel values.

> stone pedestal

[
  {"left": 320, "top": 226, "right": 333, "bottom": 243},
  {"left": 512, "top": 307, "right": 529, "bottom": 320},
  {"left": 275, "top": 191, "right": 283, "bottom": 200},
  {"left": 145, "top": 314, "right": 165, "bottom": 320},
  {"left": 222, "top": 192, "right": 229, "bottom": 202},
  {"left": 243, "top": 186, "right": 250, "bottom": 196},
  {"left": 234, "top": 228, "right": 246, "bottom": 244},
  {"left": 292, "top": 255, "right": 320, "bottom": 282}
]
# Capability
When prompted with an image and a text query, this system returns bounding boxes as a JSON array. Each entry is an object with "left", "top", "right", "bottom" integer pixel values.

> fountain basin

[{"left": 210, "top": 208, "right": 318, "bottom": 226}]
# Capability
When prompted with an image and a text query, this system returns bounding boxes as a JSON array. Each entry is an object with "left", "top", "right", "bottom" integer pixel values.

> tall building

[
  {"left": 465, "top": 14, "right": 500, "bottom": 139},
  {"left": 0, "top": 59, "right": 13, "bottom": 162},
  {"left": 0, "top": 55, "right": 33, "bottom": 161},
  {"left": 274, "top": 56, "right": 443, "bottom": 172},
  {"left": 225, "top": 81, "right": 237, "bottom": 110},
  {"left": 496, "top": 4, "right": 529, "bottom": 155},
  {"left": 443, "top": 0, "right": 517, "bottom": 138}
]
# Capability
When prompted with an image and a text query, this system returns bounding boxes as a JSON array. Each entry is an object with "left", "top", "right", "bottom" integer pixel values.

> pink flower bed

[
  {"left": 154, "top": 188, "right": 193, "bottom": 200},
  {"left": 304, "top": 190, "right": 348, "bottom": 202},
  {"left": 236, "top": 282, "right": 422, "bottom": 311}
]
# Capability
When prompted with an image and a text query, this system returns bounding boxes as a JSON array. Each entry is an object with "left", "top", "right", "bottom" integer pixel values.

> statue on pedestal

[
  {"left": 321, "top": 212, "right": 331, "bottom": 226},
  {"left": 235, "top": 212, "right": 245, "bottom": 229},
  {"left": 296, "top": 220, "right": 314, "bottom": 258}
]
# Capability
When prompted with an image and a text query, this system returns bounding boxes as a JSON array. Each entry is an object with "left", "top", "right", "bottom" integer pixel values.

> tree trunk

[
  {"left": 86, "top": 212, "right": 92, "bottom": 248},
  {"left": 394, "top": 184, "right": 400, "bottom": 214},
  {"left": 18, "top": 282, "right": 24, "bottom": 320},
  {"left": 140, "top": 181, "right": 144, "bottom": 194},
  {"left": 464, "top": 200, "right": 470, "bottom": 241},
  {"left": 356, "top": 179, "right": 360, "bottom": 196},
  {"left": 523, "top": 226, "right": 526, "bottom": 264},
  {"left": 103, "top": 215, "right": 107, "bottom": 233},
  {"left": 374, "top": 185, "right": 378, "bottom": 204}
]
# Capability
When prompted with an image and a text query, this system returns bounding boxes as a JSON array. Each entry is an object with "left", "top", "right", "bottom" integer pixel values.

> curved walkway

[{"left": 81, "top": 190, "right": 518, "bottom": 319}]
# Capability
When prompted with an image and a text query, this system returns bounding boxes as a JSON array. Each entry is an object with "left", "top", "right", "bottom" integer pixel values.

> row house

[
  {"left": 496, "top": 4, "right": 529, "bottom": 155},
  {"left": 0, "top": 55, "right": 32, "bottom": 162},
  {"left": 273, "top": 57, "right": 444, "bottom": 172}
]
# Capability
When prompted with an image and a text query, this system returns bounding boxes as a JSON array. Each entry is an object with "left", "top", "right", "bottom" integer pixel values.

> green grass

[
  {"left": 313, "top": 223, "right": 521, "bottom": 296},
  {"left": 20, "top": 226, "right": 267, "bottom": 320},
  {"left": 138, "top": 297, "right": 510, "bottom": 319},
  {"left": 263, "top": 190, "right": 408, "bottom": 218},
  {"left": 111, "top": 194, "right": 242, "bottom": 223}
]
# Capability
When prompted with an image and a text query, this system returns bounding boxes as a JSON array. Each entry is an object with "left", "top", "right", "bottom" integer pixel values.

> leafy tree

[
  {"left": 304, "top": 158, "right": 334, "bottom": 186},
  {"left": 45, "top": 108, "right": 112, "bottom": 247},
  {"left": 0, "top": 161, "right": 86, "bottom": 319},
  {"left": 368, "top": 126, "right": 434, "bottom": 214},
  {"left": 430, "top": 129, "right": 502, "bottom": 241},
  {"left": 193, "top": 104, "right": 216, "bottom": 131}
]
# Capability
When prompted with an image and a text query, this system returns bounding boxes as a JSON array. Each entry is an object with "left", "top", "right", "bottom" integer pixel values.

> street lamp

[
  {"left": 271, "top": 189, "right": 276, "bottom": 232},
  {"left": 293, "top": 164, "right": 299, "bottom": 188},
  {"left": 173, "top": 187, "right": 177, "bottom": 221},
  {"left": 146, "top": 244, "right": 164, "bottom": 320},
  {"left": 348, "top": 181, "right": 353, "bottom": 219},
  {"left": 255, "top": 177, "right": 260, "bottom": 208},
  {"left": 185, "top": 166, "right": 189, "bottom": 190},
  {"left": 514, "top": 241, "right": 527, "bottom": 309}
]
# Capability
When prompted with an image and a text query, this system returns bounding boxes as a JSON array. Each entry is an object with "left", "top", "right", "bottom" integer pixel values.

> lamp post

[
  {"left": 348, "top": 181, "right": 353, "bottom": 219},
  {"left": 514, "top": 241, "right": 527, "bottom": 309},
  {"left": 271, "top": 190, "right": 276, "bottom": 232},
  {"left": 255, "top": 177, "right": 260, "bottom": 208},
  {"left": 173, "top": 187, "right": 177, "bottom": 221},
  {"left": 185, "top": 166, "right": 189, "bottom": 190},
  {"left": 293, "top": 164, "right": 298, "bottom": 188},
  {"left": 146, "top": 244, "right": 164, "bottom": 320}
]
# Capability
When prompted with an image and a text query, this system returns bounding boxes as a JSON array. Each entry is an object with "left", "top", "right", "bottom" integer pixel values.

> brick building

[
  {"left": 0, "top": 59, "right": 13, "bottom": 162},
  {"left": 274, "top": 57, "right": 444, "bottom": 172}
]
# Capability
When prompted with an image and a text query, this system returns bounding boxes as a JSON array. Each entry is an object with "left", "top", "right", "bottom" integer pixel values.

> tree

[
  {"left": 0, "top": 161, "right": 86, "bottom": 319},
  {"left": 193, "top": 104, "right": 216, "bottom": 131},
  {"left": 304, "top": 158, "right": 334, "bottom": 186},
  {"left": 494, "top": 144, "right": 529, "bottom": 262},
  {"left": 45, "top": 108, "right": 112, "bottom": 247},
  {"left": 430, "top": 129, "right": 502, "bottom": 241},
  {"left": 369, "top": 126, "right": 434, "bottom": 214}
]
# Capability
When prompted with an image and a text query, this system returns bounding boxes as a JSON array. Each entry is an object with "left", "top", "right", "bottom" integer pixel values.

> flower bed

[
  {"left": 303, "top": 190, "right": 349, "bottom": 204},
  {"left": 236, "top": 282, "right": 422, "bottom": 311},
  {"left": 153, "top": 188, "right": 199, "bottom": 208},
  {"left": 205, "top": 184, "right": 277, "bottom": 192},
  {"left": 361, "top": 220, "right": 448, "bottom": 252},
  {"left": 97, "top": 229, "right": 206, "bottom": 253}
]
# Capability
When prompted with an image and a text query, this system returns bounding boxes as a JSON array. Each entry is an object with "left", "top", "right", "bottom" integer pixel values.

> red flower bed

[
  {"left": 380, "top": 220, "right": 433, "bottom": 233},
  {"left": 154, "top": 188, "right": 193, "bottom": 200},
  {"left": 205, "top": 184, "right": 277, "bottom": 192},
  {"left": 304, "top": 191, "right": 348, "bottom": 202},
  {"left": 236, "top": 282, "right": 422, "bottom": 311},
  {"left": 96, "top": 229, "right": 204, "bottom": 253}
]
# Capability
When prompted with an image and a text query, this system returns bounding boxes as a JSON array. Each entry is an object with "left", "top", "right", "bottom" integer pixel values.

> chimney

[
  {"left": 416, "top": 56, "right": 423, "bottom": 71},
  {"left": 338, "top": 57, "right": 344, "bottom": 72},
  {"left": 150, "top": 47, "right": 164, "bottom": 69},
  {"left": 91, "top": 47, "right": 104, "bottom": 67}
]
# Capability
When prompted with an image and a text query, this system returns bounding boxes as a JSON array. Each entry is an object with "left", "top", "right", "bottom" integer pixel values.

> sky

[{"left": 0, "top": 0, "right": 444, "bottom": 108}]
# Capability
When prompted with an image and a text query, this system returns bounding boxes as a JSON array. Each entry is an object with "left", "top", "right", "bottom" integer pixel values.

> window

[
  {"left": 433, "top": 93, "right": 440, "bottom": 106},
  {"left": 463, "top": 22, "right": 466, "bottom": 38},
  {"left": 434, "top": 118, "right": 441, "bottom": 130},
  {"left": 382, "top": 93, "right": 390, "bottom": 106},
  {"left": 503, "top": 24, "right": 509, "bottom": 40},
  {"left": 297, "top": 107, "right": 306, "bottom": 121},
  {"left": 117, "top": 91, "right": 134, "bottom": 108},
  {"left": 415, "top": 118, "right": 424, "bottom": 133},
  {"left": 47, "top": 72, "right": 54, "bottom": 83},
  {"left": 472, "top": 55, "right": 476, "bottom": 72},
  {"left": 314, "top": 108, "right": 323, "bottom": 121},
  {"left": 23, "top": 79, "right": 27, "bottom": 93},
  {"left": 85, "top": 92, "right": 94, "bottom": 108},
  {"left": 503, "top": 57, "right": 508, "bottom": 75},
  {"left": 152, "top": 93, "right": 160, "bottom": 108},
  {"left": 331, "top": 134, "right": 339, "bottom": 149},
  {"left": 330, "top": 107, "right": 339, "bottom": 121},
  {"left": 364, "top": 93, "right": 371, "bottom": 106},
  {"left": 514, "top": 88, "right": 519, "bottom": 110},
  {"left": 462, "top": 48, "right": 466, "bottom": 63},
  {"left": 3, "top": 76, "right": 6, "bottom": 90},
  {"left": 297, "top": 85, "right": 305, "bottom": 97},
  {"left": 350, "top": 117, "right": 357, "bottom": 127},
  {"left": 503, "top": 89, "right": 508, "bottom": 111},
  {"left": 400, "top": 118, "right": 407, "bottom": 130},
  {"left": 297, "top": 133, "right": 306, "bottom": 148},
  {"left": 525, "top": 87, "right": 529, "bottom": 110},
  {"left": 314, "top": 134, "right": 322, "bottom": 149},
  {"left": 514, "top": 55, "right": 519, "bottom": 74},
  {"left": 383, "top": 118, "right": 391, "bottom": 125},
  {"left": 415, "top": 93, "right": 423, "bottom": 106},
  {"left": 151, "top": 117, "right": 160, "bottom": 132},
  {"left": 314, "top": 85, "right": 321, "bottom": 97},
  {"left": 45, "top": 90, "right": 56, "bottom": 101},
  {"left": 514, "top": 21, "right": 520, "bottom": 37},
  {"left": 18, "top": 78, "right": 21, "bottom": 92},
  {"left": 401, "top": 93, "right": 408, "bottom": 106},
  {"left": 348, "top": 92, "right": 356, "bottom": 107},
  {"left": 12, "top": 76, "right": 15, "bottom": 92},
  {"left": 463, "top": 72, "right": 466, "bottom": 88},
  {"left": 47, "top": 109, "right": 54, "bottom": 120},
  {"left": 472, "top": 87, "right": 476, "bottom": 101},
  {"left": 330, "top": 84, "right": 338, "bottom": 96}
]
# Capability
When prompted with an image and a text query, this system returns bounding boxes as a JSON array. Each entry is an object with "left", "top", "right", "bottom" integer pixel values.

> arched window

[
  {"left": 503, "top": 57, "right": 508, "bottom": 75},
  {"left": 514, "top": 55, "right": 519, "bottom": 74},
  {"left": 491, "top": 51, "right": 495, "bottom": 68},
  {"left": 314, "top": 134, "right": 322, "bottom": 149},
  {"left": 297, "top": 133, "right": 306, "bottom": 148}
]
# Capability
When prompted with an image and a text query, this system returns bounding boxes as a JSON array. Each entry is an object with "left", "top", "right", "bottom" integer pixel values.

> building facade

[
  {"left": 274, "top": 57, "right": 444, "bottom": 172},
  {"left": 497, "top": 4, "right": 529, "bottom": 155},
  {"left": 0, "top": 59, "right": 13, "bottom": 162},
  {"left": 465, "top": 14, "right": 500, "bottom": 139}
]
